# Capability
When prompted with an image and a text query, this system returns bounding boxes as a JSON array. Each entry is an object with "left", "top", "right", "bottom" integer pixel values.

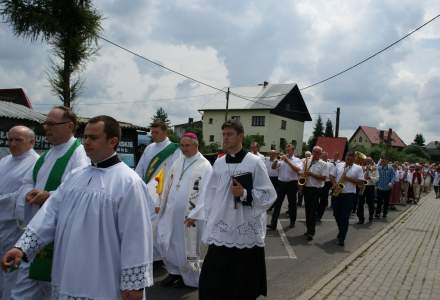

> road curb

[{"left": 293, "top": 193, "right": 431, "bottom": 300}]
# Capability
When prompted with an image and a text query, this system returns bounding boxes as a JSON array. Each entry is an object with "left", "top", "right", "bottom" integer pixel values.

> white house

[{"left": 198, "top": 82, "right": 311, "bottom": 153}]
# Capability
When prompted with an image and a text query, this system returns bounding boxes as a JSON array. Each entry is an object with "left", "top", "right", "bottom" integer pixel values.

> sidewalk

[{"left": 296, "top": 192, "right": 440, "bottom": 300}]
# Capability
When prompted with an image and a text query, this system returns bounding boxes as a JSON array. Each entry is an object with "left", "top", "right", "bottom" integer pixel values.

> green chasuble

[
  {"left": 29, "top": 139, "right": 81, "bottom": 282},
  {"left": 144, "top": 142, "right": 179, "bottom": 183}
]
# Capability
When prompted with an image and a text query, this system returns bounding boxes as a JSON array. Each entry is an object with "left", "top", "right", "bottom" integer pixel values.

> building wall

[
  {"left": 202, "top": 110, "right": 304, "bottom": 153},
  {"left": 349, "top": 129, "right": 373, "bottom": 149}
]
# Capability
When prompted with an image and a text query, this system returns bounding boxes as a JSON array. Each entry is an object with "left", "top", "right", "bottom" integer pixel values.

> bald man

[{"left": 0, "top": 126, "right": 39, "bottom": 300}]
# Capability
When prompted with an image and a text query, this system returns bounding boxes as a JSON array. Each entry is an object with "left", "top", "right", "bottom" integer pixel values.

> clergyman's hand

[
  {"left": 121, "top": 289, "right": 144, "bottom": 300},
  {"left": 184, "top": 218, "right": 196, "bottom": 227},
  {"left": 25, "top": 189, "right": 39, "bottom": 203},
  {"left": 231, "top": 179, "right": 244, "bottom": 198},
  {"left": 27, "top": 190, "right": 50, "bottom": 205},
  {"left": 1, "top": 248, "right": 24, "bottom": 272}
]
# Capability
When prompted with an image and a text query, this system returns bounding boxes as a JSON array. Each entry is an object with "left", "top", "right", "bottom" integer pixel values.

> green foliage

[
  {"left": 413, "top": 133, "right": 425, "bottom": 146},
  {"left": 324, "top": 119, "right": 334, "bottom": 137},
  {"left": 202, "top": 142, "right": 220, "bottom": 154},
  {"left": 243, "top": 134, "right": 265, "bottom": 151},
  {"left": 308, "top": 115, "right": 324, "bottom": 149},
  {"left": 1, "top": 0, "right": 102, "bottom": 107},
  {"left": 151, "top": 107, "right": 171, "bottom": 127},
  {"left": 348, "top": 143, "right": 431, "bottom": 163}
]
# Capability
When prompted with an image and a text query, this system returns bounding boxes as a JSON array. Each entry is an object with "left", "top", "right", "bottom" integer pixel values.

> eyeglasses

[{"left": 42, "top": 120, "right": 71, "bottom": 127}]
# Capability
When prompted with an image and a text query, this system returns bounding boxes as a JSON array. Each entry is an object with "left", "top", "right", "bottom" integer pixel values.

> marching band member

[{"left": 356, "top": 157, "right": 378, "bottom": 224}]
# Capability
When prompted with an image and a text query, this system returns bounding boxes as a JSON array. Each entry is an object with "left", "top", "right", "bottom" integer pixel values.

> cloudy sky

[{"left": 1, "top": 0, "right": 439, "bottom": 144}]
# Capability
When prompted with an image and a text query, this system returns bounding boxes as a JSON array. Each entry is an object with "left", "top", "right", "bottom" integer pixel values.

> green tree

[
  {"left": 1, "top": 0, "right": 102, "bottom": 107},
  {"left": 307, "top": 115, "right": 324, "bottom": 149},
  {"left": 151, "top": 107, "right": 171, "bottom": 128},
  {"left": 324, "top": 119, "right": 334, "bottom": 137},
  {"left": 413, "top": 133, "right": 425, "bottom": 147},
  {"left": 244, "top": 134, "right": 265, "bottom": 151}
]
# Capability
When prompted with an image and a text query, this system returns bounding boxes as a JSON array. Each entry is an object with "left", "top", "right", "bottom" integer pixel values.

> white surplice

[
  {"left": 14, "top": 160, "right": 154, "bottom": 300},
  {"left": 0, "top": 149, "right": 39, "bottom": 300},
  {"left": 135, "top": 137, "right": 181, "bottom": 260},
  {"left": 202, "top": 153, "right": 277, "bottom": 248},
  {"left": 157, "top": 152, "right": 212, "bottom": 287},
  {"left": 11, "top": 136, "right": 89, "bottom": 300},
  {"left": 17, "top": 136, "right": 90, "bottom": 224}
]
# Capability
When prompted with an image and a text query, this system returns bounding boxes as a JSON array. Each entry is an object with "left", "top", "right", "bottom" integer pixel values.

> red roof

[
  {"left": 316, "top": 136, "right": 348, "bottom": 161},
  {"left": 352, "top": 126, "right": 406, "bottom": 148},
  {"left": 0, "top": 88, "right": 32, "bottom": 108}
]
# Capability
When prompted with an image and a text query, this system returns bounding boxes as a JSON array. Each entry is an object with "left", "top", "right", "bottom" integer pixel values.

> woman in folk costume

[
  {"left": 156, "top": 132, "right": 212, "bottom": 288},
  {"left": 389, "top": 162, "right": 402, "bottom": 207},
  {"left": 422, "top": 164, "right": 433, "bottom": 193}
]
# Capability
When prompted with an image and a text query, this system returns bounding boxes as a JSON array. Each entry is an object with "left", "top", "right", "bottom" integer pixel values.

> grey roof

[
  {"left": 425, "top": 141, "right": 440, "bottom": 149},
  {"left": 0, "top": 101, "right": 45, "bottom": 122},
  {"left": 199, "top": 83, "right": 296, "bottom": 111}
]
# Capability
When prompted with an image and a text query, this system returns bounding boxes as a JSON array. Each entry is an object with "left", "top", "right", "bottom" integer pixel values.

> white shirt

[
  {"left": 15, "top": 161, "right": 154, "bottom": 300},
  {"left": 332, "top": 162, "right": 364, "bottom": 194},
  {"left": 405, "top": 170, "right": 414, "bottom": 184},
  {"left": 276, "top": 155, "right": 303, "bottom": 182},
  {"left": 18, "top": 136, "right": 90, "bottom": 224},
  {"left": 202, "top": 153, "right": 277, "bottom": 248},
  {"left": 251, "top": 152, "right": 265, "bottom": 160},
  {"left": 304, "top": 159, "right": 329, "bottom": 188},
  {"left": 433, "top": 171, "right": 440, "bottom": 186},
  {"left": 364, "top": 165, "right": 379, "bottom": 186},
  {"left": 264, "top": 158, "right": 279, "bottom": 178}
]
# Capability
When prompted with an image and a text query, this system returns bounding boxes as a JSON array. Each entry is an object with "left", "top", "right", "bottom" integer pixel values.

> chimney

[
  {"left": 263, "top": 81, "right": 269, "bottom": 87},
  {"left": 379, "top": 130, "right": 385, "bottom": 144},
  {"left": 387, "top": 128, "right": 393, "bottom": 145},
  {"left": 188, "top": 118, "right": 193, "bottom": 124}
]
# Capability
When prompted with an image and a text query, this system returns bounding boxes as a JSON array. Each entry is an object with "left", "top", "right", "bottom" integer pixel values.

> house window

[
  {"left": 359, "top": 136, "right": 363, "bottom": 143},
  {"left": 251, "top": 116, "right": 265, "bottom": 126},
  {"left": 281, "top": 120, "right": 287, "bottom": 130},
  {"left": 209, "top": 118, "right": 213, "bottom": 124},
  {"left": 209, "top": 135, "right": 214, "bottom": 142},
  {"left": 231, "top": 116, "right": 240, "bottom": 121},
  {"left": 280, "top": 138, "right": 286, "bottom": 152},
  {"left": 286, "top": 104, "right": 291, "bottom": 111}
]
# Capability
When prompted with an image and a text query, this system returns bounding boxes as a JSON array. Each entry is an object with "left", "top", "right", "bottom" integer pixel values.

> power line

[
  {"left": 300, "top": 14, "right": 440, "bottom": 90},
  {"left": 99, "top": 36, "right": 227, "bottom": 94},
  {"left": 32, "top": 92, "right": 222, "bottom": 106}
]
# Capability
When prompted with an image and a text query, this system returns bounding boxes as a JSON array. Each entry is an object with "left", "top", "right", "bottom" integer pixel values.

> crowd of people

[
  {"left": 251, "top": 141, "right": 440, "bottom": 247},
  {"left": 0, "top": 108, "right": 438, "bottom": 300}
]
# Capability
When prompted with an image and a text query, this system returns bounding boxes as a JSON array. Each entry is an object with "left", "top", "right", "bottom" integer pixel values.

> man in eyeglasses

[{"left": 10, "top": 106, "right": 89, "bottom": 300}]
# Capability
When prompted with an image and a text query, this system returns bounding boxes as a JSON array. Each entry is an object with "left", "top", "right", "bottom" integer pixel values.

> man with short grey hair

[{"left": 0, "top": 126, "right": 39, "bottom": 299}]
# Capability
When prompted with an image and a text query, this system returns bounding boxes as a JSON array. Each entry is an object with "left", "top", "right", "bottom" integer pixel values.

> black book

[{"left": 232, "top": 172, "right": 253, "bottom": 207}]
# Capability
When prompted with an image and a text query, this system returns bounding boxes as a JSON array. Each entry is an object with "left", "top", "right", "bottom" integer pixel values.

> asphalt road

[{"left": 146, "top": 202, "right": 409, "bottom": 300}]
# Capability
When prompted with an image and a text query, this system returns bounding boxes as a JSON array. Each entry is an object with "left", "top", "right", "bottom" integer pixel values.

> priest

[
  {"left": 199, "top": 119, "right": 277, "bottom": 300},
  {"left": 11, "top": 106, "right": 89, "bottom": 299},
  {"left": 135, "top": 120, "right": 181, "bottom": 261},
  {"left": 2, "top": 115, "right": 153, "bottom": 300},
  {"left": 157, "top": 132, "right": 212, "bottom": 288},
  {"left": 0, "top": 126, "right": 39, "bottom": 300}
]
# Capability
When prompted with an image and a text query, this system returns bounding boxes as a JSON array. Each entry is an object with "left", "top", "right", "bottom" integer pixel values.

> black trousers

[
  {"left": 199, "top": 245, "right": 267, "bottom": 300},
  {"left": 268, "top": 177, "right": 279, "bottom": 210},
  {"left": 333, "top": 193, "right": 355, "bottom": 242},
  {"left": 270, "top": 180, "right": 298, "bottom": 227},
  {"left": 357, "top": 185, "right": 375, "bottom": 221},
  {"left": 317, "top": 181, "right": 332, "bottom": 220},
  {"left": 304, "top": 186, "right": 320, "bottom": 236},
  {"left": 376, "top": 189, "right": 391, "bottom": 217}
]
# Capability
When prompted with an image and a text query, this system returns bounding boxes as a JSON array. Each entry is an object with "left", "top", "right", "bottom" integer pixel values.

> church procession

[{"left": 0, "top": 104, "right": 438, "bottom": 300}]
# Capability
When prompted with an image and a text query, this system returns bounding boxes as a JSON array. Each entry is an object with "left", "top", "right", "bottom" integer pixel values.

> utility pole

[
  {"left": 225, "top": 87, "right": 230, "bottom": 121},
  {"left": 335, "top": 107, "right": 340, "bottom": 138}
]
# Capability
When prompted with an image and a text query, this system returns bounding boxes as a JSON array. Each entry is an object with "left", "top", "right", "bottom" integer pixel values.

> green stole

[
  {"left": 144, "top": 142, "right": 179, "bottom": 183},
  {"left": 29, "top": 138, "right": 81, "bottom": 282}
]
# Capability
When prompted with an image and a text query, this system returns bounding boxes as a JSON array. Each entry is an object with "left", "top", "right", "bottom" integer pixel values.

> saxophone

[
  {"left": 298, "top": 157, "right": 310, "bottom": 190},
  {"left": 332, "top": 164, "right": 351, "bottom": 197}
]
